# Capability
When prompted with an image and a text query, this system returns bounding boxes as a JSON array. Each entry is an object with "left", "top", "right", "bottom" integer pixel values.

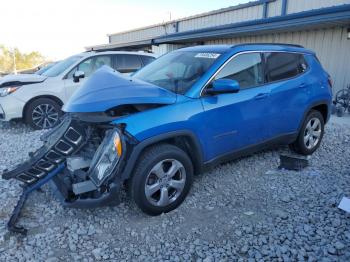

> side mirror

[
  {"left": 73, "top": 71, "right": 85, "bottom": 83},
  {"left": 206, "top": 79, "right": 240, "bottom": 95}
]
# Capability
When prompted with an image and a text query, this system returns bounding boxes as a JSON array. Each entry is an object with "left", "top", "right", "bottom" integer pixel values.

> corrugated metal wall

[
  {"left": 178, "top": 5, "right": 263, "bottom": 32},
  {"left": 267, "top": 0, "right": 283, "bottom": 17},
  {"left": 109, "top": 23, "right": 176, "bottom": 44},
  {"left": 108, "top": 0, "right": 350, "bottom": 46},
  {"left": 205, "top": 27, "right": 350, "bottom": 93},
  {"left": 287, "top": 0, "right": 350, "bottom": 14},
  {"left": 151, "top": 44, "right": 185, "bottom": 55}
]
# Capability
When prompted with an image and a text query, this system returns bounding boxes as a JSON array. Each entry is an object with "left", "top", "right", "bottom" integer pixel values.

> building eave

[
  {"left": 154, "top": 4, "right": 350, "bottom": 44},
  {"left": 87, "top": 4, "right": 350, "bottom": 51},
  {"left": 85, "top": 39, "right": 153, "bottom": 51}
]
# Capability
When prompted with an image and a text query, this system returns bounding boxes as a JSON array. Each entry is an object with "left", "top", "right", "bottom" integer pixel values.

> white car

[{"left": 0, "top": 51, "right": 156, "bottom": 129}]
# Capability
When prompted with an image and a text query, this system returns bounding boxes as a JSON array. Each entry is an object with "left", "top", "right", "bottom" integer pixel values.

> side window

[
  {"left": 94, "top": 55, "right": 112, "bottom": 71},
  {"left": 265, "top": 52, "right": 308, "bottom": 82},
  {"left": 116, "top": 55, "right": 142, "bottom": 73},
  {"left": 66, "top": 56, "right": 112, "bottom": 79},
  {"left": 66, "top": 57, "right": 94, "bottom": 79},
  {"left": 214, "top": 53, "right": 264, "bottom": 89},
  {"left": 140, "top": 55, "right": 155, "bottom": 66},
  {"left": 77, "top": 57, "right": 95, "bottom": 77}
]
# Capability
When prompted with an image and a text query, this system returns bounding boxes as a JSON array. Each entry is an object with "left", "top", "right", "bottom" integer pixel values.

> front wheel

[
  {"left": 25, "top": 98, "right": 62, "bottom": 130},
  {"left": 289, "top": 110, "right": 325, "bottom": 155},
  {"left": 129, "top": 144, "right": 193, "bottom": 215}
]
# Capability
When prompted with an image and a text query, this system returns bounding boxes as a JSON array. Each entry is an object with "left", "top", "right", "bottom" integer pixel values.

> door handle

[
  {"left": 299, "top": 83, "right": 307, "bottom": 89},
  {"left": 254, "top": 93, "right": 269, "bottom": 100}
]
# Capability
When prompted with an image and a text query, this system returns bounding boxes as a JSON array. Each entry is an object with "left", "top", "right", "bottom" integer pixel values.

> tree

[{"left": 0, "top": 45, "right": 46, "bottom": 73}]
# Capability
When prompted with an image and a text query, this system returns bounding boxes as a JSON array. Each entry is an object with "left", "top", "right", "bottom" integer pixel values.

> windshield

[
  {"left": 35, "top": 62, "right": 58, "bottom": 75},
  {"left": 42, "top": 56, "right": 82, "bottom": 77},
  {"left": 133, "top": 51, "right": 220, "bottom": 94}
]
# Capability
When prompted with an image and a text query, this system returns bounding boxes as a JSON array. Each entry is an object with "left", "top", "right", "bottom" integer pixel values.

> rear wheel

[
  {"left": 129, "top": 144, "right": 193, "bottom": 215},
  {"left": 25, "top": 98, "right": 62, "bottom": 130},
  {"left": 289, "top": 110, "right": 324, "bottom": 155}
]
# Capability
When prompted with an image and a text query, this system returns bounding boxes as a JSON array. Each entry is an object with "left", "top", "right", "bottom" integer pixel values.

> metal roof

[
  {"left": 154, "top": 4, "right": 350, "bottom": 44},
  {"left": 88, "top": 3, "right": 350, "bottom": 51},
  {"left": 106, "top": 0, "right": 276, "bottom": 37}
]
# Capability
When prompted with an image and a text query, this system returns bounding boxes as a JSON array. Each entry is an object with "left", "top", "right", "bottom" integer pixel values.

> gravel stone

[{"left": 0, "top": 119, "right": 349, "bottom": 261}]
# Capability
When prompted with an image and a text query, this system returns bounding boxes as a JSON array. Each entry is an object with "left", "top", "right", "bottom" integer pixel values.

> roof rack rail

[{"left": 232, "top": 43, "right": 304, "bottom": 48}]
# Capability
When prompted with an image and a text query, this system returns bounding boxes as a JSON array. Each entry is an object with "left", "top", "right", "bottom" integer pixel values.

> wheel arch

[
  {"left": 22, "top": 95, "right": 64, "bottom": 119},
  {"left": 311, "top": 104, "right": 328, "bottom": 123},
  {"left": 298, "top": 100, "right": 329, "bottom": 132},
  {"left": 121, "top": 130, "right": 204, "bottom": 181}
]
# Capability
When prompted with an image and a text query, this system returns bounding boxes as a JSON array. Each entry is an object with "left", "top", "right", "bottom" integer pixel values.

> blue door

[
  {"left": 262, "top": 52, "right": 311, "bottom": 138},
  {"left": 199, "top": 52, "right": 271, "bottom": 161}
]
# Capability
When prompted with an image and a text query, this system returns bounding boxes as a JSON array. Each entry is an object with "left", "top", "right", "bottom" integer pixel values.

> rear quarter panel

[{"left": 304, "top": 54, "right": 332, "bottom": 122}]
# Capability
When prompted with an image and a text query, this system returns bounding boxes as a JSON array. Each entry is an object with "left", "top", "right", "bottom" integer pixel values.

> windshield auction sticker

[{"left": 195, "top": 53, "right": 221, "bottom": 59}]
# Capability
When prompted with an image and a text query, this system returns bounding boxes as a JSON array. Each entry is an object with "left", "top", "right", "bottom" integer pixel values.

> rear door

[
  {"left": 115, "top": 54, "right": 143, "bottom": 75},
  {"left": 200, "top": 52, "right": 272, "bottom": 160},
  {"left": 263, "top": 52, "right": 310, "bottom": 138}
]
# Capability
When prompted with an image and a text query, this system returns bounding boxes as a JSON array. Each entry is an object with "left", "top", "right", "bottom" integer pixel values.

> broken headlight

[{"left": 88, "top": 129, "right": 124, "bottom": 186}]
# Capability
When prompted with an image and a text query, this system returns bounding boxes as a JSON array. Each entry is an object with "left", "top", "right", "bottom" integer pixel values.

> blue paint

[
  {"left": 281, "top": 0, "right": 288, "bottom": 15},
  {"left": 263, "top": 2, "right": 268, "bottom": 18},
  {"left": 24, "top": 164, "right": 65, "bottom": 195},
  {"left": 65, "top": 44, "right": 332, "bottom": 162},
  {"left": 63, "top": 66, "right": 177, "bottom": 113}
]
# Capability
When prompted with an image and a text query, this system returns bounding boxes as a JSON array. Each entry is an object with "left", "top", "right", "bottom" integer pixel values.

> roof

[
  {"left": 107, "top": 0, "right": 275, "bottom": 37},
  {"left": 155, "top": 4, "right": 350, "bottom": 44},
  {"left": 177, "top": 45, "right": 232, "bottom": 53},
  {"left": 232, "top": 43, "right": 315, "bottom": 54},
  {"left": 178, "top": 43, "right": 314, "bottom": 55},
  {"left": 88, "top": 4, "right": 350, "bottom": 51},
  {"left": 78, "top": 50, "right": 156, "bottom": 57}
]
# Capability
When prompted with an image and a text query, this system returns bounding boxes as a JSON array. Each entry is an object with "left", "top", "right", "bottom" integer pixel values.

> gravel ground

[{"left": 0, "top": 118, "right": 349, "bottom": 261}]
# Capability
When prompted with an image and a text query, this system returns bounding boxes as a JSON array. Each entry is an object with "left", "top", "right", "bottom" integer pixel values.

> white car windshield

[
  {"left": 133, "top": 51, "right": 220, "bottom": 94},
  {"left": 42, "top": 56, "right": 82, "bottom": 77}
]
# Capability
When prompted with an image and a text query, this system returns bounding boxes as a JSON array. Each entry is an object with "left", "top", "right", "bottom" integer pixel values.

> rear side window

[
  {"left": 140, "top": 55, "right": 155, "bottom": 66},
  {"left": 116, "top": 54, "right": 142, "bottom": 73},
  {"left": 265, "top": 52, "right": 308, "bottom": 82}
]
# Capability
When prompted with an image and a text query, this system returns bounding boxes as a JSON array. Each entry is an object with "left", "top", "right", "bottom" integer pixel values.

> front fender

[{"left": 112, "top": 98, "right": 206, "bottom": 178}]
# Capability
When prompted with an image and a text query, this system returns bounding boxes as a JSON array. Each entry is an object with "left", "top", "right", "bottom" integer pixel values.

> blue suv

[{"left": 3, "top": 44, "right": 332, "bottom": 230}]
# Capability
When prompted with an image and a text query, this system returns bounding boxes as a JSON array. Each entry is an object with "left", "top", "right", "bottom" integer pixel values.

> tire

[
  {"left": 289, "top": 110, "right": 324, "bottom": 155},
  {"left": 129, "top": 143, "right": 193, "bottom": 216},
  {"left": 25, "top": 98, "right": 62, "bottom": 130}
]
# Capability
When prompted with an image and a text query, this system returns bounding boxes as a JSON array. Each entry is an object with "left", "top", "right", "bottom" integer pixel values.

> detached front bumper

[{"left": 1, "top": 115, "right": 129, "bottom": 233}]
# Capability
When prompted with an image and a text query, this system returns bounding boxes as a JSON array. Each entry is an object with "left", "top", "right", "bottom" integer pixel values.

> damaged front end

[
  {"left": 2, "top": 115, "right": 132, "bottom": 234},
  {"left": 2, "top": 66, "right": 176, "bottom": 234}
]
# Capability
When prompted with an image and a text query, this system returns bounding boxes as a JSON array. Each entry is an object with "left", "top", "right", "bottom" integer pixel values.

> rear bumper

[{"left": 0, "top": 95, "right": 25, "bottom": 121}]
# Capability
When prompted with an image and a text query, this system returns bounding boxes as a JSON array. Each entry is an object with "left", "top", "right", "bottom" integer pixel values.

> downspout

[{"left": 281, "top": 0, "right": 288, "bottom": 16}]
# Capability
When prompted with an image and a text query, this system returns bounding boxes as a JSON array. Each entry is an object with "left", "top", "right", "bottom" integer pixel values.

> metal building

[{"left": 87, "top": 0, "right": 350, "bottom": 93}]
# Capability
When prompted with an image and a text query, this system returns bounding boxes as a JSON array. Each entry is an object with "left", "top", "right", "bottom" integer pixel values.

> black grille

[{"left": 2, "top": 117, "right": 89, "bottom": 184}]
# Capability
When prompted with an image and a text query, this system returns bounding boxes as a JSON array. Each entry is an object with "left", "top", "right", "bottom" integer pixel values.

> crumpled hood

[
  {"left": 63, "top": 66, "right": 177, "bottom": 113},
  {"left": 0, "top": 73, "right": 47, "bottom": 87}
]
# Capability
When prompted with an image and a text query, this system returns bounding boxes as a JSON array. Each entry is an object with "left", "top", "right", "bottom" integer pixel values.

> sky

[{"left": 0, "top": 0, "right": 250, "bottom": 60}]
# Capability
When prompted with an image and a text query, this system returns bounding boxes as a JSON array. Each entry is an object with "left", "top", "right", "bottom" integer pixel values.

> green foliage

[{"left": 0, "top": 45, "right": 46, "bottom": 73}]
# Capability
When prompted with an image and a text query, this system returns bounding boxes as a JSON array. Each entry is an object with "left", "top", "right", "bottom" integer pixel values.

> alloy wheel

[
  {"left": 145, "top": 159, "right": 186, "bottom": 207},
  {"left": 32, "top": 104, "right": 59, "bottom": 129},
  {"left": 303, "top": 117, "right": 322, "bottom": 150}
]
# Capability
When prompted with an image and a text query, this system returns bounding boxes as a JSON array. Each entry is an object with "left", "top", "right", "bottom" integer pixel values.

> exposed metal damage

[{"left": 1, "top": 115, "right": 132, "bottom": 234}]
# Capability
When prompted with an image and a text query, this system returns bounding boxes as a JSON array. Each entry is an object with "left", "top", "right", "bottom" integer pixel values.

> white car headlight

[
  {"left": 0, "top": 86, "right": 20, "bottom": 97},
  {"left": 88, "top": 129, "right": 124, "bottom": 186}
]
